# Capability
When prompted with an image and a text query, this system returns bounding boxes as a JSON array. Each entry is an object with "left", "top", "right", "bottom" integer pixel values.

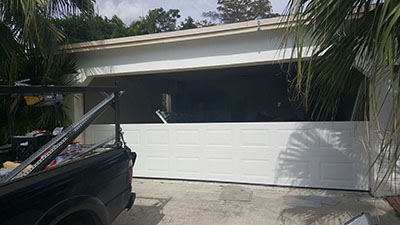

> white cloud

[
  {"left": 96, "top": 0, "right": 288, "bottom": 25},
  {"left": 96, "top": 1, "right": 150, "bottom": 24},
  {"left": 270, "top": 0, "right": 287, "bottom": 14},
  {"left": 96, "top": 0, "right": 217, "bottom": 24}
]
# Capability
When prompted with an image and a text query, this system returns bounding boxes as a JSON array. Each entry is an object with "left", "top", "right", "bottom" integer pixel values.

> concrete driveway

[{"left": 113, "top": 178, "right": 400, "bottom": 225}]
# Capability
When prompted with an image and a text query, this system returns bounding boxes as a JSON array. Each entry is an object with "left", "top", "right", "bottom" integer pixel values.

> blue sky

[{"left": 96, "top": 0, "right": 288, "bottom": 25}]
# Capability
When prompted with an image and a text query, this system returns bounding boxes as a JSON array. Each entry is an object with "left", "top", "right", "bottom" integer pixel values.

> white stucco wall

[{"left": 370, "top": 76, "right": 400, "bottom": 196}]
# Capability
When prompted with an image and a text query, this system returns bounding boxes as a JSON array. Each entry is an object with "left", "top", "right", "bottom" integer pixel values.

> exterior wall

[
  {"left": 370, "top": 77, "right": 400, "bottom": 196},
  {"left": 74, "top": 28, "right": 312, "bottom": 83},
  {"left": 72, "top": 22, "right": 386, "bottom": 193},
  {"left": 64, "top": 94, "right": 84, "bottom": 142},
  {"left": 85, "top": 122, "right": 369, "bottom": 191}
]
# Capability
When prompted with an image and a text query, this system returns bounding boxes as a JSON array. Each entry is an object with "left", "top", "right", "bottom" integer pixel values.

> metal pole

[
  {"left": 351, "top": 79, "right": 365, "bottom": 121},
  {"left": 114, "top": 81, "right": 121, "bottom": 146},
  {"left": 155, "top": 109, "right": 168, "bottom": 124}
]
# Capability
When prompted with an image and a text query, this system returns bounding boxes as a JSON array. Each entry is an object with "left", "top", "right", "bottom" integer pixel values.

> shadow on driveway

[
  {"left": 277, "top": 196, "right": 399, "bottom": 225},
  {"left": 113, "top": 197, "right": 171, "bottom": 225}
]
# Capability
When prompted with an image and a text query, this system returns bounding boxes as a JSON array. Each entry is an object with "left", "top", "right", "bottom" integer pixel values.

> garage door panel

[
  {"left": 240, "top": 158, "right": 275, "bottom": 179},
  {"left": 206, "top": 157, "right": 235, "bottom": 179},
  {"left": 239, "top": 129, "right": 269, "bottom": 147},
  {"left": 203, "top": 146, "right": 235, "bottom": 153},
  {"left": 146, "top": 155, "right": 170, "bottom": 175},
  {"left": 274, "top": 129, "right": 319, "bottom": 150},
  {"left": 122, "top": 129, "right": 141, "bottom": 145},
  {"left": 142, "top": 147, "right": 170, "bottom": 154},
  {"left": 174, "top": 148, "right": 202, "bottom": 156},
  {"left": 145, "top": 130, "right": 169, "bottom": 146},
  {"left": 320, "top": 162, "right": 355, "bottom": 181},
  {"left": 275, "top": 160, "right": 311, "bottom": 179},
  {"left": 174, "top": 129, "right": 201, "bottom": 147},
  {"left": 205, "top": 129, "right": 233, "bottom": 147},
  {"left": 319, "top": 129, "right": 354, "bottom": 149},
  {"left": 86, "top": 122, "right": 369, "bottom": 190},
  {"left": 175, "top": 156, "right": 202, "bottom": 176},
  {"left": 237, "top": 149, "right": 277, "bottom": 159}
]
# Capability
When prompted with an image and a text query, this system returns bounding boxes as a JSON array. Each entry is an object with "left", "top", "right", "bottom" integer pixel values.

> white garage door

[{"left": 86, "top": 122, "right": 369, "bottom": 191}]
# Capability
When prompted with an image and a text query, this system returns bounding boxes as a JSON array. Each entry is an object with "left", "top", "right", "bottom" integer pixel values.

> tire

[{"left": 56, "top": 211, "right": 99, "bottom": 225}]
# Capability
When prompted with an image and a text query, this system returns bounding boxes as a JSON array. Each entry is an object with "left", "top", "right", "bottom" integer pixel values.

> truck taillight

[
  {"left": 129, "top": 167, "right": 133, "bottom": 183},
  {"left": 128, "top": 159, "right": 133, "bottom": 183}
]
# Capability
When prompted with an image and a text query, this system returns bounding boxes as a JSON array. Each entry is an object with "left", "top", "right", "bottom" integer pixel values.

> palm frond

[
  {"left": 284, "top": 0, "right": 400, "bottom": 192},
  {"left": 0, "top": 0, "right": 94, "bottom": 144}
]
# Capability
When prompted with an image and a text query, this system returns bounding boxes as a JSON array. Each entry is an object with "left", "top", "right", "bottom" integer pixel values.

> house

[{"left": 66, "top": 17, "right": 397, "bottom": 196}]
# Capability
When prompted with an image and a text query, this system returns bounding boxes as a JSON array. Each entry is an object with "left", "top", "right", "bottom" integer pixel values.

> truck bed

[{"left": 0, "top": 146, "right": 136, "bottom": 225}]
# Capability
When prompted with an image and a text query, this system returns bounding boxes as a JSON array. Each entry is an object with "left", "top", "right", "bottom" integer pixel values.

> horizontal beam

[{"left": 0, "top": 86, "right": 120, "bottom": 95}]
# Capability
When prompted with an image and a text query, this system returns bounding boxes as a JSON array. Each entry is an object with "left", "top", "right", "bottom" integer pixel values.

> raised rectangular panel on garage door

[{"left": 85, "top": 122, "right": 368, "bottom": 191}]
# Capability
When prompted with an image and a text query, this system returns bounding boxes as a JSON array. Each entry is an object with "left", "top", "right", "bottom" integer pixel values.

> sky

[{"left": 95, "top": 0, "right": 288, "bottom": 25}]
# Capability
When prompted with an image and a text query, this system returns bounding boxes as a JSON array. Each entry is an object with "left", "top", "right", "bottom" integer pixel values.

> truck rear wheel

[{"left": 56, "top": 211, "right": 101, "bottom": 225}]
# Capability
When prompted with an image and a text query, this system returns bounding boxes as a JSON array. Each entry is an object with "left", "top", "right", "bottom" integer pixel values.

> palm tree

[
  {"left": 0, "top": 0, "right": 95, "bottom": 144},
  {"left": 283, "top": 0, "right": 400, "bottom": 191},
  {"left": 0, "top": 0, "right": 94, "bottom": 83}
]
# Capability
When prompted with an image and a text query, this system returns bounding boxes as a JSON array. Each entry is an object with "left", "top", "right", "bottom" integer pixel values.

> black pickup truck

[{"left": 0, "top": 86, "right": 136, "bottom": 225}]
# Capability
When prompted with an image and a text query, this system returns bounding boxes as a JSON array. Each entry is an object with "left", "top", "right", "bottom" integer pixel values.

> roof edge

[{"left": 65, "top": 16, "right": 287, "bottom": 53}]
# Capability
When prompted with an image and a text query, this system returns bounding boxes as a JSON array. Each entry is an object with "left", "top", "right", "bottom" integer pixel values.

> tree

[
  {"left": 129, "top": 8, "right": 181, "bottom": 35},
  {"left": 54, "top": 14, "right": 130, "bottom": 43},
  {"left": 284, "top": 0, "right": 400, "bottom": 189},
  {"left": 203, "top": 0, "right": 279, "bottom": 24},
  {"left": 179, "top": 16, "right": 197, "bottom": 30},
  {"left": 0, "top": 0, "right": 95, "bottom": 144},
  {"left": 1, "top": 0, "right": 93, "bottom": 84},
  {"left": 55, "top": 8, "right": 201, "bottom": 43},
  {"left": 109, "top": 15, "right": 130, "bottom": 38}
]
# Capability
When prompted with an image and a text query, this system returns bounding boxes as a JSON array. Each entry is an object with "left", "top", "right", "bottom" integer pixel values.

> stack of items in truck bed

[
  {"left": 0, "top": 127, "right": 84, "bottom": 179},
  {"left": 0, "top": 144, "right": 12, "bottom": 166},
  {"left": 12, "top": 130, "right": 51, "bottom": 162},
  {"left": 0, "top": 161, "right": 32, "bottom": 178},
  {"left": 0, "top": 141, "right": 83, "bottom": 179}
]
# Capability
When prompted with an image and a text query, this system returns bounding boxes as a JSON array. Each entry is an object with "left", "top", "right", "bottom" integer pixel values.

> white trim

[{"left": 65, "top": 17, "right": 287, "bottom": 53}]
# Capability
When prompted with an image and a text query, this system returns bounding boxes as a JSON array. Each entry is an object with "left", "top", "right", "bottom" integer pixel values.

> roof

[{"left": 65, "top": 16, "right": 286, "bottom": 53}]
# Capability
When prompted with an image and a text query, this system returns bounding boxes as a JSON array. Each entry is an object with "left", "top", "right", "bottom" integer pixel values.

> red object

[
  {"left": 387, "top": 196, "right": 400, "bottom": 215},
  {"left": 39, "top": 150, "right": 56, "bottom": 169},
  {"left": 39, "top": 144, "right": 82, "bottom": 169}
]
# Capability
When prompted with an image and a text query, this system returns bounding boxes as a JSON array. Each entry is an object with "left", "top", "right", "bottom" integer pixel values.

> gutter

[{"left": 64, "top": 16, "right": 287, "bottom": 53}]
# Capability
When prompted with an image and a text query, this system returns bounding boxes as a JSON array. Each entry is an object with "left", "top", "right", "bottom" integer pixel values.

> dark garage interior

[{"left": 85, "top": 63, "right": 363, "bottom": 124}]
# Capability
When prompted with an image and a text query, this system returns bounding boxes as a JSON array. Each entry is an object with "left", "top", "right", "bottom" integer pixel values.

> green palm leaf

[
  {"left": 284, "top": 0, "right": 400, "bottom": 192},
  {"left": 0, "top": 0, "right": 95, "bottom": 144}
]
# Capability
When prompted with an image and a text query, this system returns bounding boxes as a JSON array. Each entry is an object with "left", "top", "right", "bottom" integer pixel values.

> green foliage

[
  {"left": 54, "top": 14, "right": 130, "bottom": 43},
  {"left": 55, "top": 2, "right": 282, "bottom": 43},
  {"left": 203, "top": 0, "right": 279, "bottom": 24},
  {"left": 179, "top": 16, "right": 197, "bottom": 30},
  {"left": 284, "top": 0, "right": 400, "bottom": 190},
  {"left": 129, "top": 8, "right": 181, "bottom": 35},
  {"left": 55, "top": 8, "right": 200, "bottom": 43},
  {"left": 0, "top": 0, "right": 94, "bottom": 145}
]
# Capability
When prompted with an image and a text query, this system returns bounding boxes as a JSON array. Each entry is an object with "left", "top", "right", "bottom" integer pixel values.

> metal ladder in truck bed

[{"left": 0, "top": 85, "right": 122, "bottom": 184}]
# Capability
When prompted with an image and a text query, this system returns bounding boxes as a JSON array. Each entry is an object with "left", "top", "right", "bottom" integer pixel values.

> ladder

[{"left": 0, "top": 92, "right": 120, "bottom": 183}]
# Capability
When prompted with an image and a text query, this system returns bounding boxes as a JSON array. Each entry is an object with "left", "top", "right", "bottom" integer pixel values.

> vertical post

[{"left": 114, "top": 81, "right": 121, "bottom": 146}]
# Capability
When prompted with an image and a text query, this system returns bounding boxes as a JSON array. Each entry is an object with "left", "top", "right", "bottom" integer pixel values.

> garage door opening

[
  {"left": 85, "top": 63, "right": 365, "bottom": 124},
  {"left": 84, "top": 63, "right": 369, "bottom": 191}
]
